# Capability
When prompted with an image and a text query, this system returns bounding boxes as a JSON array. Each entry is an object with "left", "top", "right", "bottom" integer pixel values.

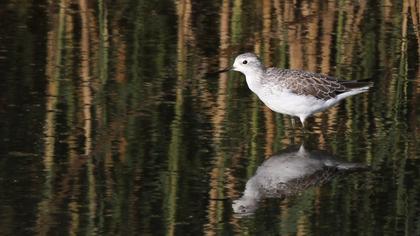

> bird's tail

[
  {"left": 333, "top": 79, "right": 373, "bottom": 102},
  {"left": 339, "top": 79, "right": 374, "bottom": 90}
]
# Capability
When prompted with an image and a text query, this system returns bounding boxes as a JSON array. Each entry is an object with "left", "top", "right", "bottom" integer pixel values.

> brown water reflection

[{"left": 0, "top": 0, "right": 419, "bottom": 235}]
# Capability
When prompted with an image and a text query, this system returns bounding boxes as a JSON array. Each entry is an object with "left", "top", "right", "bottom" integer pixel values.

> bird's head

[{"left": 231, "top": 52, "right": 265, "bottom": 75}]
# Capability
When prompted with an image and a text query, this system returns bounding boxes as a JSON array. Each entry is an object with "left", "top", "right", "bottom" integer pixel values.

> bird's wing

[{"left": 265, "top": 68, "right": 348, "bottom": 100}]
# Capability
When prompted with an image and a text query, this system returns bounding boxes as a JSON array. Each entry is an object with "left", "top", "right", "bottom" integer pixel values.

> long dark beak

[
  {"left": 216, "top": 67, "right": 232, "bottom": 73},
  {"left": 206, "top": 67, "right": 232, "bottom": 76}
]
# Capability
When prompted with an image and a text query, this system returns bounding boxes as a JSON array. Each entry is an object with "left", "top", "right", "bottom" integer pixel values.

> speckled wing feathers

[{"left": 264, "top": 68, "right": 349, "bottom": 100}]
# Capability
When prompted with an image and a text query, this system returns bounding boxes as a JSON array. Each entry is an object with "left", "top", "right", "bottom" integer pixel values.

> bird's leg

[
  {"left": 291, "top": 117, "right": 296, "bottom": 129},
  {"left": 301, "top": 122, "right": 306, "bottom": 134},
  {"left": 300, "top": 117, "right": 308, "bottom": 134}
]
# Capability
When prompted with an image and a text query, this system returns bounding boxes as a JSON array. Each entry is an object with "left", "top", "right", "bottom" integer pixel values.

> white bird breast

[{"left": 256, "top": 86, "right": 338, "bottom": 117}]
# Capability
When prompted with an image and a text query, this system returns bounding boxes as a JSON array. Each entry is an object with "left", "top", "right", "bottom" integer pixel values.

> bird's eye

[{"left": 242, "top": 60, "right": 248, "bottom": 64}]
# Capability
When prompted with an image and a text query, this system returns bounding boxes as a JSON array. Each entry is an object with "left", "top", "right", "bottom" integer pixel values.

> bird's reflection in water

[{"left": 233, "top": 145, "right": 368, "bottom": 215}]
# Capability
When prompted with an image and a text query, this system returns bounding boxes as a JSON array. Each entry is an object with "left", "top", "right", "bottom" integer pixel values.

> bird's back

[{"left": 263, "top": 68, "right": 371, "bottom": 100}]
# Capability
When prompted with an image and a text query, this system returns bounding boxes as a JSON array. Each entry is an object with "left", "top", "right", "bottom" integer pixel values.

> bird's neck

[
  {"left": 244, "top": 69, "right": 265, "bottom": 94},
  {"left": 243, "top": 176, "right": 262, "bottom": 199}
]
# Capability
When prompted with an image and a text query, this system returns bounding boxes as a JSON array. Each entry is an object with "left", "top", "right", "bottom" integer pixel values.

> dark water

[{"left": 0, "top": 0, "right": 419, "bottom": 235}]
